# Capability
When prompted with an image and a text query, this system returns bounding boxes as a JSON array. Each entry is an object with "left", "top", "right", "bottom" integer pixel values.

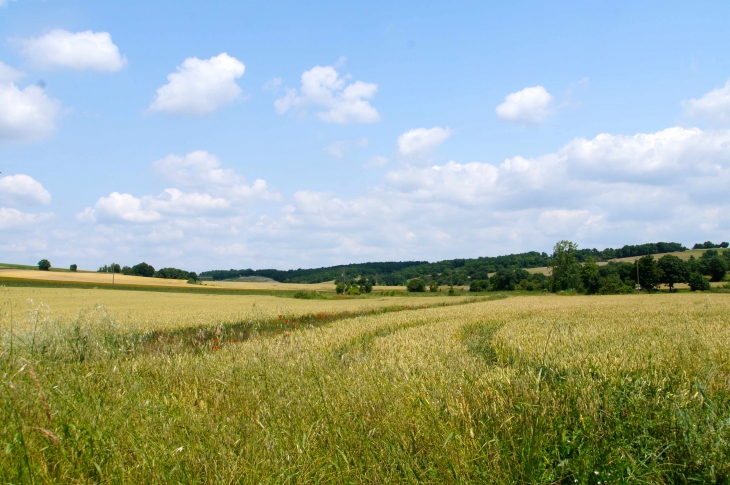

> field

[
  {"left": 2, "top": 287, "right": 730, "bottom": 483},
  {"left": 0, "top": 268, "right": 412, "bottom": 293}
]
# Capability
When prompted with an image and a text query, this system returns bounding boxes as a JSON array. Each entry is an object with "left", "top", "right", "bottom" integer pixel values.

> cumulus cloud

[
  {"left": 0, "top": 61, "right": 23, "bottom": 83},
  {"left": 149, "top": 53, "right": 245, "bottom": 115},
  {"left": 397, "top": 127, "right": 452, "bottom": 157},
  {"left": 80, "top": 188, "right": 232, "bottom": 224},
  {"left": 0, "top": 207, "right": 51, "bottom": 230},
  {"left": 20, "top": 30, "right": 126, "bottom": 71},
  {"left": 79, "top": 150, "right": 278, "bottom": 226},
  {"left": 265, "top": 124, "right": 730, "bottom": 265},
  {"left": 274, "top": 65, "right": 379, "bottom": 123},
  {"left": 683, "top": 79, "right": 730, "bottom": 123},
  {"left": 91, "top": 192, "right": 160, "bottom": 223},
  {"left": 151, "top": 150, "right": 278, "bottom": 201},
  {"left": 496, "top": 85, "right": 553, "bottom": 124},
  {"left": 0, "top": 174, "right": 51, "bottom": 205},
  {"left": 0, "top": 72, "right": 62, "bottom": 142}
]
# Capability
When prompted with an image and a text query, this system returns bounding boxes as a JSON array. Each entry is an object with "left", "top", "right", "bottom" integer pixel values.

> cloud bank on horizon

[{"left": 1, "top": 2, "right": 729, "bottom": 270}]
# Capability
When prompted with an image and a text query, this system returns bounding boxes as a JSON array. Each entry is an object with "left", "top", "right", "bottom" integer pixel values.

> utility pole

[
  {"left": 636, "top": 258, "right": 640, "bottom": 291},
  {"left": 112, "top": 262, "right": 115, "bottom": 285},
  {"left": 342, "top": 271, "right": 346, "bottom": 294}
]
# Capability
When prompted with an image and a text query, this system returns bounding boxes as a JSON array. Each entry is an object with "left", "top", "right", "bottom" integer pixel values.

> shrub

[
  {"left": 336, "top": 282, "right": 344, "bottom": 294},
  {"left": 131, "top": 262, "right": 155, "bottom": 278},
  {"left": 598, "top": 274, "right": 633, "bottom": 294},
  {"left": 38, "top": 259, "right": 51, "bottom": 271},
  {"left": 469, "top": 280, "right": 489, "bottom": 292},
  {"left": 69, "top": 264, "right": 78, "bottom": 272},
  {"left": 155, "top": 267, "right": 197, "bottom": 281},
  {"left": 689, "top": 272, "right": 711, "bottom": 291},
  {"left": 407, "top": 278, "right": 426, "bottom": 292},
  {"left": 346, "top": 285, "right": 361, "bottom": 295},
  {"left": 429, "top": 280, "right": 439, "bottom": 292}
]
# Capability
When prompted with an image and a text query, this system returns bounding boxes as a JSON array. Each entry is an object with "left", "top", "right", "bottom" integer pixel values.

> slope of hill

[{"left": 200, "top": 241, "right": 688, "bottom": 286}]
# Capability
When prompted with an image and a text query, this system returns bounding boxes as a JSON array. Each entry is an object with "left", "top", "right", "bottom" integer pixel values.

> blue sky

[{"left": 2, "top": 0, "right": 730, "bottom": 271}]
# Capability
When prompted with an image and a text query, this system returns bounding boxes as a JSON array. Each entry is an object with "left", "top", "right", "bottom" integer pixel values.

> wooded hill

[{"left": 200, "top": 241, "right": 688, "bottom": 286}]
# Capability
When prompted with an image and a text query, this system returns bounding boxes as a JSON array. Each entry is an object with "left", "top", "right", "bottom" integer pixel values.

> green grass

[
  {"left": 1, "top": 293, "right": 729, "bottom": 483},
  {"left": 0, "top": 263, "right": 78, "bottom": 272}
]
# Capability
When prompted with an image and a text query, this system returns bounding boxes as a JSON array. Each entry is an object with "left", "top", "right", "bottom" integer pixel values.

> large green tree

[
  {"left": 37, "top": 259, "right": 51, "bottom": 271},
  {"left": 550, "top": 240, "right": 582, "bottom": 292},
  {"left": 635, "top": 255, "right": 661, "bottom": 292},
  {"left": 580, "top": 257, "right": 600, "bottom": 294},
  {"left": 657, "top": 254, "right": 689, "bottom": 292}
]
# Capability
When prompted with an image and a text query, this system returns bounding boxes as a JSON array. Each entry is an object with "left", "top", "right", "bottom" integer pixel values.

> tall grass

[{"left": 1, "top": 290, "right": 729, "bottom": 483}]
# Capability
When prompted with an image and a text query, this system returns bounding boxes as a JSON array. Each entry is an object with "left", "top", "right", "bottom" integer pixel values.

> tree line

[
  {"left": 97, "top": 262, "right": 198, "bottom": 281},
  {"left": 200, "top": 241, "right": 689, "bottom": 285}
]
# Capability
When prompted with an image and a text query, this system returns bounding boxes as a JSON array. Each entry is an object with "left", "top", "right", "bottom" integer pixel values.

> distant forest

[{"left": 199, "top": 241, "right": 688, "bottom": 286}]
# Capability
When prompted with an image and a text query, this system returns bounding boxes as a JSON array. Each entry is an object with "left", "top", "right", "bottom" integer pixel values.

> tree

[
  {"left": 490, "top": 268, "right": 530, "bottom": 291},
  {"left": 657, "top": 254, "right": 689, "bottom": 292},
  {"left": 550, "top": 240, "right": 582, "bottom": 292},
  {"left": 357, "top": 277, "right": 373, "bottom": 293},
  {"left": 688, "top": 272, "right": 711, "bottom": 291},
  {"left": 131, "top": 262, "right": 155, "bottom": 277},
  {"left": 69, "top": 264, "right": 78, "bottom": 272},
  {"left": 580, "top": 257, "right": 600, "bottom": 294},
  {"left": 635, "top": 255, "right": 661, "bottom": 292},
  {"left": 335, "top": 282, "right": 344, "bottom": 294},
  {"left": 38, "top": 259, "right": 51, "bottom": 271},
  {"left": 407, "top": 278, "right": 426, "bottom": 292},
  {"left": 701, "top": 255, "right": 728, "bottom": 282},
  {"left": 429, "top": 280, "right": 439, "bottom": 292}
]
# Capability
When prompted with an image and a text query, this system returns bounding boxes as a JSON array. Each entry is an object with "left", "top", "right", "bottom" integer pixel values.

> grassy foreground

[{"left": 2, "top": 289, "right": 730, "bottom": 483}]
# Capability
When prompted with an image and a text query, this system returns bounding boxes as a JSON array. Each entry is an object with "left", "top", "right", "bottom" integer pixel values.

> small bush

[
  {"left": 293, "top": 290, "right": 321, "bottom": 299},
  {"left": 346, "top": 286, "right": 361, "bottom": 295},
  {"left": 689, "top": 272, "right": 711, "bottom": 291},
  {"left": 407, "top": 278, "right": 426, "bottom": 292}
]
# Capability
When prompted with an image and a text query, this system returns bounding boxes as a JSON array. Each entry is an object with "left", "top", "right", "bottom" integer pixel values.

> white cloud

[
  {"left": 0, "top": 61, "right": 23, "bottom": 83},
  {"left": 92, "top": 192, "right": 161, "bottom": 223},
  {"left": 0, "top": 78, "right": 62, "bottom": 142},
  {"left": 397, "top": 127, "right": 452, "bottom": 157},
  {"left": 0, "top": 174, "right": 51, "bottom": 205},
  {"left": 151, "top": 150, "right": 278, "bottom": 201},
  {"left": 0, "top": 207, "right": 51, "bottom": 230},
  {"left": 683, "top": 79, "right": 730, "bottom": 123},
  {"left": 496, "top": 85, "right": 553, "bottom": 124},
  {"left": 274, "top": 65, "right": 379, "bottom": 124},
  {"left": 20, "top": 30, "right": 126, "bottom": 71},
  {"left": 262, "top": 77, "right": 283, "bottom": 92},
  {"left": 149, "top": 53, "right": 245, "bottom": 115},
  {"left": 79, "top": 150, "right": 278, "bottom": 227}
]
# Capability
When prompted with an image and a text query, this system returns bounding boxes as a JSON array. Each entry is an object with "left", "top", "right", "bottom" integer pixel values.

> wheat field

[{"left": 1, "top": 287, "right": 729, "bottom": 483}]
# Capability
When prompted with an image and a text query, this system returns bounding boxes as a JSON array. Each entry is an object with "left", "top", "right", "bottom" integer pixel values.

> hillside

[{"left": 200, "top": 241, "right": 688, "bottom": 286}]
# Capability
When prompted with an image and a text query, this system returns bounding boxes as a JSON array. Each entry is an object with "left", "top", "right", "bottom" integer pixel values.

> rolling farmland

[{"left": 1, "top": 287, "right": 729, "bottom": 482}]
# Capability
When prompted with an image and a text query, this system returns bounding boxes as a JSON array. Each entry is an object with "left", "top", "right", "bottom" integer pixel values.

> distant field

[
  {"left": 0, "top": 268, "right": 412, "bottom": 293},
  {"left": 500, "top": 249, "right": 719, "bottom": 278},
  {"left": 1, "top": 291, "right": 729, "bottom": 482}
]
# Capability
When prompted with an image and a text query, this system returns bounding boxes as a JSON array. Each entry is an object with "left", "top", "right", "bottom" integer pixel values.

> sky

[{"left": 2, "top": 0, "right": 730, "bottom": 272}]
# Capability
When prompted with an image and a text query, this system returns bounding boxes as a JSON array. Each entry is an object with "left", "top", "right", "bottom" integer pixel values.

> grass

[{"left": 1, "top": 288, "right": 730, "bottom": 483}]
